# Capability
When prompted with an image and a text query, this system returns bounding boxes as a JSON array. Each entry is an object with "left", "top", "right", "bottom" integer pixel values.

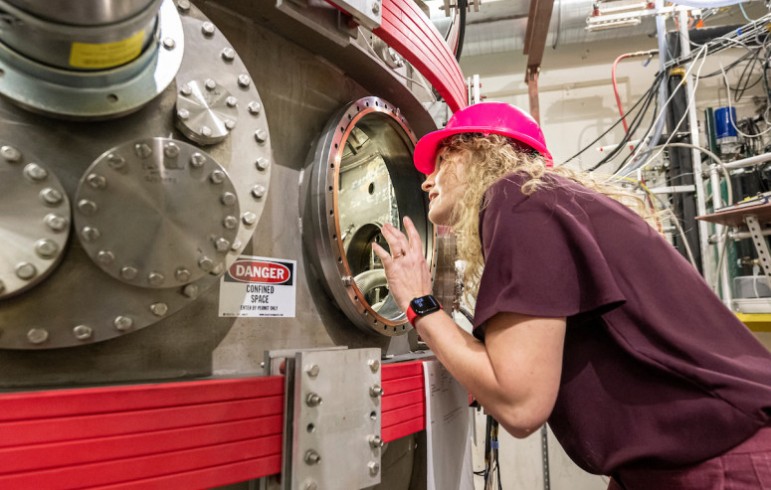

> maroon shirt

[{"left": 472, "top": 173, "right": 771, "bottom": 475}]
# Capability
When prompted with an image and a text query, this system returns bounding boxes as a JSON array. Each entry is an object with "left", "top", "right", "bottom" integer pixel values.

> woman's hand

[{"left": 372, "top": 216, "right": 433, "bottom": 313}]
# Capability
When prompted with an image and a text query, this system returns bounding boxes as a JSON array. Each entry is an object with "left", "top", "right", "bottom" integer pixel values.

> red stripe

[
  {"left": 382, "top": 404, "right": 424, "bottom": 429},
  {"left": 382, "top": 360, "right": 423, "bottom": 381},
  {"left": 382, "top": 417, "right": 425, "bottom": 443},
  {"left": 383, "top": 374, "right": 424, "bottom": 395},
  {"left": 382, "top": 389, "right": 423, "bottom": 412}
]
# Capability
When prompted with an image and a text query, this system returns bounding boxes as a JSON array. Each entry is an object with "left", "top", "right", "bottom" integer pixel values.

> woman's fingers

[
  {"left": 403, "top": 217, "right": 423, "bottom": 254},
  {"left": 371, "top": 242, "right": 391, "bottom": 265}
]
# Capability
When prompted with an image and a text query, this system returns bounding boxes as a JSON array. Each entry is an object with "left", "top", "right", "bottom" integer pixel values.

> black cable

[
  {"left": 612, "top": 83, "right": 664, "bottom": 174},
  {"left": 455, "top": 0, "right": 467, "bottom": 61},
  {"left": 562, "top": 70, "right": 664, "bottom": 166}
]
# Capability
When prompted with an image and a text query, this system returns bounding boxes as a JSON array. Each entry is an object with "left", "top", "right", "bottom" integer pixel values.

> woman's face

[{"left": 421, "top": 149, "right": 468, "bottom": 226}]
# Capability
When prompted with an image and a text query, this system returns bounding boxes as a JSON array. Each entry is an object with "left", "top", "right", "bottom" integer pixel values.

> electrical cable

[
  {"left": 612, "top": 51, "right": 659, "bottom": 133},
  {"left": 455, "top": 0, "right": 467, "bottom": 61}
]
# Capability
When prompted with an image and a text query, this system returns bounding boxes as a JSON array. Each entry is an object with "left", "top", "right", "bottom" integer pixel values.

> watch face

[{"left": 411, "top": 295, "right": 440, "bottom": 315}]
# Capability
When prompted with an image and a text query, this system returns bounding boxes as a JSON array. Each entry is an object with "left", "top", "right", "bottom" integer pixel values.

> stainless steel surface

[
  {"left": 302, "top": 96, "right": 433, "bottom": 336},
  {"left": 0, "top": 0, "right": 181, "bottom": 119},
  {"left": 6, "top": 0, "right": 157, "bottom": 25},
  {"left": 74, "top": 137, "right": 240, "bottom": 289},
  {"left": 176, "top": 79, "right": 240, "bottom": 145},
  {"left": 289, "top": 348, "right": 382, "bottom": 490},
  {"left": 0, "top": 0, "right": 161, "bottom": 70},
  {"left": 0, "top": 144, "right": 71, "bottom": 300},
  {"left": 0, "top": 2, "right": 271, "bottom": 350},
  {"left": 327, "top": 0, "right": 383, "bottom": 29}
]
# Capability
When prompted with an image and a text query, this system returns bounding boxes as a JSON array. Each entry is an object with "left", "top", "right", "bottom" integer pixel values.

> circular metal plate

[
  {"left": 0, "top": 143, "right": 71, "bottom": 299},
  {"left": 176, "top": 79, "right": 240, "bottom": 145},
  {"left": 74, "top": 138, "right": 240, "bottom": 288}
]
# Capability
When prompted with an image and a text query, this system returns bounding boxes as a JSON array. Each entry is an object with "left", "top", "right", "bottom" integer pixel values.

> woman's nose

[{"left": 421, "top": 172, "right": 436, "bottom": 192}]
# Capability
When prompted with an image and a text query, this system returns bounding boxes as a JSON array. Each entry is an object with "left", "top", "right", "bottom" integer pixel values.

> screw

[
  {"left": 237, "top": 74, "right": 251, "bottom": 87},
  {"left": 198, "top": 256, "right": 215, "bottom": 272},
  {"left": 177, "top": 108, "right": 190, "bottom": 120},
  {"left": 107, "top": 153, "right": 126, "bottom": 170},
  {"left": 221, "top": 192, "right": 236, "bottom": 206},
  {"left": 73, "top": 325, "right": 93, "bottom": 340},
  {"left": 180, "top": 84, "right": 192, "bottom": 96},
  {"left": 34, "top": 239, "right": 58, "bottom": 259},
  {"left": 202, "top": 22, "right": 215, "bottom": 36},
  {"left": 86, "top": 173, "right": 107, "bottom": 189},
  {"left": 226, "top": 96, "right": 237, "bottom": 108},
  {"left": 15, "top": 262, "right": 36, "bottom": 280},
  {"left": 247, "top": 101, "right": 261, "bottom": 115},
  {"left": 303, "top": 481, "right": 318, "bottom": 490},
  {"left": 255, "top": 158, "right": 269, "bottom": 171},
  {"left": 190, "top": 153, "right": 206, "bottom": 168},
  {"left": 368, "top": 461, "right": 380, "bottom": 476},
  {"left": 214, "top": 237, "right": 231, "bottom": 253},
  {"left": 1, "top": 145, "right": 21, "bottom": 162},
  {"left": 120, "top": 266, "right": 139, "bottom": 280},
  {"left": 97, "top": 250, "right": 115, "bottom": 265},
  {"left": 44, "top": 213, "right": 68, "bottom": 232},
  {"left": 341, "top": 275, "right": 353, "bottom": 286},
  {"left": 210, "top": 170, "right": 225, "bottom": 184},
  {"left": 201, "top": 126, "right": 212, "bottom": 137},
  {"left": 306, "top": 392, "right": 323, "bottom": 407},
  {"left": 114, "top": 316, "right": 134, "bottom": 331},
  {"left": 148, "top": 272, "right": 165, "bottom": 286},
  {"left": 150, "top": 302, "right": 169, "bottom": 316},
  {"left": 24, "top": 163, "right": 47, "bottom": 181},
  {"left": 177, "top": 0, "right": 191, "bottom": 11},
  {"left": 372, "top": 1, "right": 380, "bottom": 14},
  {"left": 370, "top": 385, "right": 384, "bottom": 397},
  {"left": 254, "top": 130, "right": 267, "bottom": 143},
  {"left": 164, "top": 142, "right": 180, "bottom": 158},
  {"left": 242, "top": 212, "right": 257, "bottom": 226},
  {"left": 40, "top": 188, "right": 63, "bottom": 206},
  {"left": 205, "top": 79, "right": 217, "bottom": 91},
  {"left": 221, "top": 48, "right": 235, "bottom": 61},
  {"left": 27, "top": 328, "right": 48, "bottom": 344},
  {"left": 162, "top": 37, "right": 176, "bottom": 50},
  {"left": 182, "top": 283, "right": 199, "bottom": 298},
  {"left": 369, "top": 359, "right": 380, "bottom": 372},
  {"left": 224, "top": 120, "right": 236, "bottom": 130},
  {"left": 251, "top": 185, "right": 266, "bottom": 199},
  {"left": 223, "top": 215, "right": 238, "bottom": 229},
  {"left": 230, "top": 239, "right": 242, "bottom": 251},
  {"left": 369, "top": 435, "right": 384, "bottom": 449},
  {"left": 175, "top": 267, "right": 191, "bottom": 282},
  {"left": 304, "top": 450, "right": 321, "bottom": 465},
  {"left": 81, "top": 226, "right": 101, "bottom": 242},
  {"left": 77, "top": 199, "right": 98, "bottom": 215},
  {"left": 134, "top": 143, "right": 152, "bottom": 159},
  {"left": 306, "top": 364, "right": 320, "bottom": 378}
]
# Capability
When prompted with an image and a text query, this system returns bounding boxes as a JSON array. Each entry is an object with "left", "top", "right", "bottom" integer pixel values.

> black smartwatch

[{"left": 407, "top": 295, "right": 442, "bottom": 325}]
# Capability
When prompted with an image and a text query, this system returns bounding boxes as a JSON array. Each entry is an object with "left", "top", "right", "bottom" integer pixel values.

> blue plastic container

[{"left": 715, "top": 106, "right": 738, "bottom": 140}]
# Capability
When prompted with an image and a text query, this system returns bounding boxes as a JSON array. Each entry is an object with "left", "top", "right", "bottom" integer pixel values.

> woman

[{"left": 372, "top": 101, "right": 771, "bottom": 489}]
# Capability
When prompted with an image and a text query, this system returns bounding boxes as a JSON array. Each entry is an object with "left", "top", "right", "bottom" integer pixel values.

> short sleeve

[{"left": 472, "top": 176, "right": 625, "bottom": 340}]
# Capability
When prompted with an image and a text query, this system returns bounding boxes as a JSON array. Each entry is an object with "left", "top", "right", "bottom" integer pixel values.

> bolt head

[
  {"left": 222, "top": 48, "right": 236, "bottom": 61},
  {"left": 15, "top": 262, "right": 37, "bottom": 280},
  {"left": 175, "top": 267, "right": 191, "bottom": 282},
  {"left": 368, "top": 359, "right": 380, "bottom": 372},
  {"left": 40, "top": 188, "right": 63, "bottom": 206},
  {"left": 150, "top": 302, "right": 169, "bottom": 316},
  {"left": 97, "top": 250, "right": 115, "bottom": 265},
  {"left": 134, "top": 143, "right": 152, "bottom": 159},
  {"left": 86, "top": 173, "right": 107, "bottom": 189},
  {"left": 254, "top": 130, "right": 267, "bottom": 143},
  {"left": 27, "top": 328, "right": 48, "bottom": 344},
  {"left": 177, "top": 0, "right": 191, "bottom": 11},
  {"left": 304, "top": 450, "right": 321, "bottom": 465},
  {"left": 202, "top": 22, "right": 215, "bottom": 36},
  {"left": 44, "top": 213, "right": 68, "bottom": 232},
  {"left": 107, "top": 153, "right": 126, "bottom": 170},
  {"left": 205, "top": 79, "right": 217, "bottom": 91},
  {"left": 162, "top": 37, "right": 176, "bottom": 50},
  {"left": 77, "top": 199, "right": 98, "bottom": 216},
  {"left": 182, "top": 283, "right": 199, "bottom": 298},
  {"left": 198, "top": 256, "right": 215, "bottom": 272},
  {"left": 242, "top": 212, "right": 257, "bottom": 226},
  {"left": 306, "top": 392, "right": 323, "bottom": 407},
  {"left": 306, "top": 364, "right": 320, "bottom": 378},
  {"left": 251, "top": 185, "right": 266, "bottom": 199},
  {"left": 164, "top": 143, "right": 180, "bottom": 158},
  {"left": 190, "top": 153, "right": 206, "bottom": 168},
  {"left": 210, "top": 170, "right": 225, "bottom": 184},
  {"left": 73, "top": 325, "right": 93, "bottom": 340},
  {"left": 120, "top": 266, "right": 139, "bottom": 280},
  {"left": 225, "top": 120, "right": 236, "bottom": 130},
  {"left": 368, "top": 461, "right": 380, "bottom": 476},
  {"left": 372, "top": 1, "right": 380, "bottom": 14},
  {"left": 226, "top": 96, "right": 238, "bottom": 108},
  {"left": 114, "top": 315, "right": 134, "bottom": 331},
  {"left": 34, "top": 239, "right": 58, "bottom": 259},
  {"left": 247, "top": 101, "right": 262, "bottom": 115},
  {"left": 215, "top": 237, "right": 231, "bottom": 252},
  {"left": 238, "top": 74, "right": 251, "bottom": 87},
  {"left": 148, "top": 272, "right": 165, "bottom": 286},
  {"left": 223, "top": 215, "right": 238, "bottom": 229},
  {"left": 255, "top": 158, "right": 269, "bottom": 171},
  {"left": 1, "top": 145, "right": 21, "bottom": 162},
  {"left": 221, "top": 192, "right": 237, "bottom": 206},
  {"left": 180, "top": 85, "right": 193, "bottom": 96},
  {"left": 24, "top": 163, "right": 47, "bottom": 181},
  {"left": 81, "top": 226, "right": 101, "bottom": 242}
]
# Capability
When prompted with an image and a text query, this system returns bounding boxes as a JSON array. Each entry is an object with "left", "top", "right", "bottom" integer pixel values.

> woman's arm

[{"left": 373, "top": 218, "right": 566, "bottom": 437}]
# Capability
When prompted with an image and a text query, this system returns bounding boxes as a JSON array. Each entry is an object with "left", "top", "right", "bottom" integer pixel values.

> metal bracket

[
  {"left": 744, "top": 215, "right": 771, "bottom": 289},
  {"left": 274, "top": 347, "right": 383, "bottom": 490}
]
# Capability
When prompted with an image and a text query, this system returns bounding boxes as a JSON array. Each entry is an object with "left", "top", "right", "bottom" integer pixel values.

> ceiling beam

[{"left": 523, "top": 0, "right": 554, "bottom": 68}]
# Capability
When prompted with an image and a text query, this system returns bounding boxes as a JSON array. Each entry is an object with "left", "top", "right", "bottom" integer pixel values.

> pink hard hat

[{"left": 413, "top": 101, "right": 553, "bottom": 174}]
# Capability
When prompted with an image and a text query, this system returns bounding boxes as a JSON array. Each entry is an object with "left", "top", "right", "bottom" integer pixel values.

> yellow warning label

[{"left": 69, "top": 30, "right": 145, "bottom": 69}]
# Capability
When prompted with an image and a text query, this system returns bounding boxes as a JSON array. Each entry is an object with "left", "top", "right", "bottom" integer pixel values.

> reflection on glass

[{"left": 338, "top": 126, "right": 399, "bottom": 311}]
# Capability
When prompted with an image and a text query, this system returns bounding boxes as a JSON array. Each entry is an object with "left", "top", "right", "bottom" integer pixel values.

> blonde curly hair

[{"left": 439, "top": 133, "right": 655, "bottom": 299}]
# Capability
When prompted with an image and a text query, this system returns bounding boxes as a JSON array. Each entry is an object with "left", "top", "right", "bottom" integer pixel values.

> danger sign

[{"left": 218, "top": 255, "right": 297, "bottom": 318}]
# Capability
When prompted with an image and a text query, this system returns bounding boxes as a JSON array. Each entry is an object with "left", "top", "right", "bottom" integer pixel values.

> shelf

[
  {"left": 736, "top": 312, "right": 771, "bottom": 332},
  {"left": 697, "top": 200, "right": 771, "bottom": 227}
]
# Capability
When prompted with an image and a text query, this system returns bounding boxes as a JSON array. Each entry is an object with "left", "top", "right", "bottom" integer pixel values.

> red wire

[{"left": 612, "top": 53, "right": 632, "bottom": 133}]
